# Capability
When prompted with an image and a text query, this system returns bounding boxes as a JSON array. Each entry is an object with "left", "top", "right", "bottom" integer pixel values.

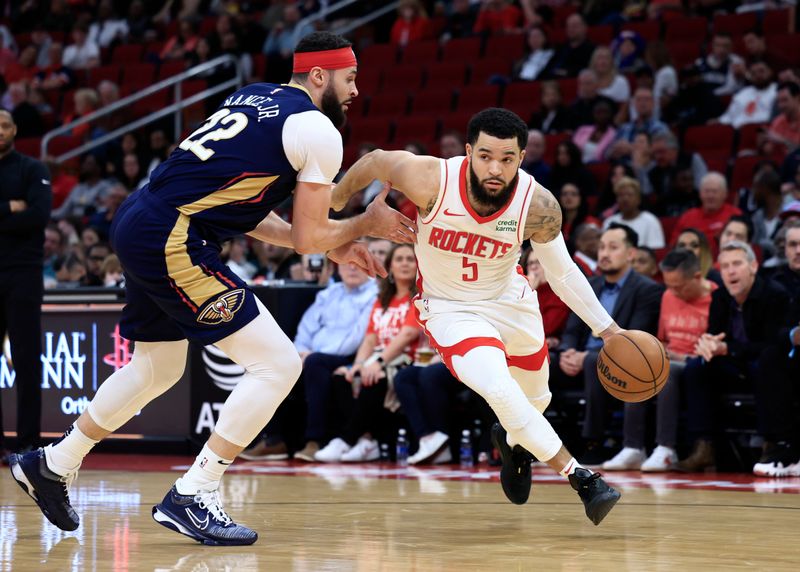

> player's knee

[
  {"left": 529, "top": 392, "right": 552, "bottom": 414},
  {"left": 484, "top": 378, "right": 533, "bottom": 430},
  {"left": 281, "top": 351, "right": 303, "bottom": 385}
]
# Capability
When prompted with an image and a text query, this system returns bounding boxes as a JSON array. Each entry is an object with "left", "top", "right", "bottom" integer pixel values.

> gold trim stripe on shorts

[{"left": 164, "top": 175, "right": 278, "bottom": 307}]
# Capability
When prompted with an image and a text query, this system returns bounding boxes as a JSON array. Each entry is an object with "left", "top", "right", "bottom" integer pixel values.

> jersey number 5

[
  {"left": 461, "top": 257, "right": 478, "bottom": 282},
  {"left": 179, "top": 108, "right": 249, "bottom": 161}
]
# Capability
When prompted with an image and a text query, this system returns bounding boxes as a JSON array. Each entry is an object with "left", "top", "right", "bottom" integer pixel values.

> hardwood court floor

[{"left": 1, "top": 456, "right": 799, "bottom": 571}]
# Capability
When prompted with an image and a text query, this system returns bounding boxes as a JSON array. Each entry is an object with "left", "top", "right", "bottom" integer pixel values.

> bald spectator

[
  {"left": 547, "top": 13, "right": 594, "bottom": 79},
  {"left": 670, "top": 173, "right": 742, "bottom": 254},
  {"left": 521, "top": 129, "right": 550, "bottom": 187},
  {"left": 717, "top": 60, "right": 777, "bottom": 129},
  {"left": 607, "top": 88, "right": 669, "bottom": 161}
]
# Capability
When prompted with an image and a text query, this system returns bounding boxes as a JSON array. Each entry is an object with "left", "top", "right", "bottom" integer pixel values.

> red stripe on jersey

[
  {"left": 506, "top": 343, "right": 550, "bottom": 371},
  {"left": 219, "top": 171, "right": 272, "bottom": 190},
  {"left": 458, "top": 158, "right": 518, "bottom": 225},
  {"left": 516, "top": 178, "right": 534, "bottom": 244}
]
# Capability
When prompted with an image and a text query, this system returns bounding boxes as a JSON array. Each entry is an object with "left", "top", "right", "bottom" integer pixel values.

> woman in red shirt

[
  {"left": 316, "top": 244, "right": 423, "bottom": 462},
  {"left": 390, "top": 0, "right": 430, "bottom": 47}
]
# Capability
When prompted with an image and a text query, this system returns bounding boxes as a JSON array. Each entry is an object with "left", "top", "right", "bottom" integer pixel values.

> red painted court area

[{"left": 82, "top": 454, "right": 800, "bottom": 494}]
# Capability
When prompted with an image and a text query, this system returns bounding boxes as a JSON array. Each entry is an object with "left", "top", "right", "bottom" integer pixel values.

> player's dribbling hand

[
  {"left": 327, "top": 241, "right": 388, "bottom": 278},
  {"left": 365, "top": 183, "right": 418, "bottom": 244}
]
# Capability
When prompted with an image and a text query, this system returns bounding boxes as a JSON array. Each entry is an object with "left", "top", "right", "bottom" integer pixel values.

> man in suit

[
  {"left": 558, "top": 223, "right": 664, "bottom": 467},
  {"left": 676, "top": 241, "right": 797, "bottom": 475}
]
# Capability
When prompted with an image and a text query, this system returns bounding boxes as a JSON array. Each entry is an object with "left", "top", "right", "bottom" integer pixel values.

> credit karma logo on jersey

[{"left": 202, "top": 345, "right": 246, "bottom": 391}]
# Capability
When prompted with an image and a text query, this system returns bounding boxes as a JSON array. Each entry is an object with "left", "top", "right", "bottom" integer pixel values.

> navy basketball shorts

[{"left": 110, "top": 189, "right": 259, "bottom": 346}]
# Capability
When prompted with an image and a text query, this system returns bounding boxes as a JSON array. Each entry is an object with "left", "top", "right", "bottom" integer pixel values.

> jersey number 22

[{"left": 179, "top": 108, "right": 249, "bottom": 161}]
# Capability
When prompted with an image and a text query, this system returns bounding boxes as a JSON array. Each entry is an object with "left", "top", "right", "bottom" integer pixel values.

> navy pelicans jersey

[
  {"left": 110, "top": 82, "right": 342, "bottom": 345},
  {"left": 416, "top": 156, "right": 536, "bottom": 302}
]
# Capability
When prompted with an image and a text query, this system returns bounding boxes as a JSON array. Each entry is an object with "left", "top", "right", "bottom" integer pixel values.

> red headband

[{"left": 293, "top": 47, "right": 357, "bottom": 74}]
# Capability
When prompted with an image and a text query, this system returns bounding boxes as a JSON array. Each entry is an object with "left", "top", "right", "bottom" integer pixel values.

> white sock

[
  {"left": 559, "top": 457, "right": 584, "bottom": 479},
  {"left": 175, "top": 444, "right": 233, "bottom": 495},
  {"left": 44, "top": 424, "right": 98, "bottom": 477}
]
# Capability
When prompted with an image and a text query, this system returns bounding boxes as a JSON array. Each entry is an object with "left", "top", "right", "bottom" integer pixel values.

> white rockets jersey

[{"left": 416, "top": 156, "right": 536, "bottom": 302}]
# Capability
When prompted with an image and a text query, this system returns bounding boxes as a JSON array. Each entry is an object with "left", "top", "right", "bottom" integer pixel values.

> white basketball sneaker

[
  {"left": 340, "top": 437, "right": 380, "bottom": 462},
  {"left": 602, "top": 447, "right": 646, "bottom": 471},
  {"left": 314, "top": 438, "right": 351, "bottom": 463},
  {"left": 641, "top": 445, "right": 678, "bottom": 472}
]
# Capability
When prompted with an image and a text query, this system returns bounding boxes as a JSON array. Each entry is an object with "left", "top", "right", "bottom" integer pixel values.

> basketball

[{"left": 596, "top": 330, "right": 669, "bottom": 403}]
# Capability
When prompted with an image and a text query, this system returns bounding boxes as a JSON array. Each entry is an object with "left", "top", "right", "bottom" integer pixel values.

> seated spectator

[
  {"left": 653, "top": 168, "right": 703, "bottom": 220},
  {"left": 675, "top": 227, "right": 722, "bottom": 286},
  {"left": 55, "top": 253, "right": 87, "bottom": 288},
  {"left": 391, "top": 0, "right": 429, "bottom": 47},
  {"left": 641, "top": 249, "right": 717, "bottom": 471},
  {"left": 262, "top": 3, "right": 314, "bottom": 60},
  {"left": 441, "top": 0, "right": 477, "bottom": 41},
  {"left": 641, "top": 132, "right": 708, "bottom": 205},
  {"left": 44, "top": 159, "right": 77, "bottom": 211},
  {"left": 611, "top": 30, "right": 645, "bottom": 74},
  {"left": 607, "top": 87, "right": 669, "bottom": 161},
  {"left": 670, "top": 173, "right": 742, "bottom": 255},
  {"left": 222, "top": 236, "right": 258, "bottom": 282},
  {"left": 52, "top": 154, "right": 115, "bottom": 220},
  {"left": 290, "top": 253, "right": 334, "bottom": 286},
  {"left": 3, "top": 45, "right": 40, "bottom": 85},
  {"left": 62, "top": 21, "right": 100, "bottom": 70},
  {"left": 590, "top": 46, "right": 630, "bottom": 104},
  {"left": 84, "top": 242, "right": 111, "bottom": 286},
  {"left": 87, "top": 183, "right": 128, "bottom": 240},
  {"left": 521, "top": 129, "right": 551, "bottom": 187},
  {"left": 663, "top": 65, "right": 725, "bottom": 130},
  {"left": 7, "top": 82, "right": 44, "bottom": 138},
  {"left": 695, "top": 32, "right": 745, "bottom": 96},
  {"left": 88, "top": 0, "right": 129, "bottom": 48},
  {"left": 750, "top": 169, "right": 785, "bottom": 259},
  {"left": 597, "top": 161, "right": 637, "bottom": 216},
  {"left": 31, "top": 25, "right": 53, "bottom": 68},
  {"left": 63, "top": 88, "right": 100, "bottom": 141},
  {"left": 771, "top": 222, "right": 800, "bottom": 294},
  {"left": 118, "top": 153, "right": 144, "bottom": 192},
  {"left": 439, "top": 129, "right": 465, "bottom": 160},
  {"left": 718, "top": 215, "right": 753, "bottom": 251},
  {"left": 645, "top": 41, "right": 678, "bottom": 112},
  {"left": 572, "top": 222, "right": 601, "bottom": 277},
  {"left": 767, "top": 82, "right": 800, "bottom": 154},
  {"left": 126, "top": 0, "right": 154, "bottom": 42},
  {"left": 603, "top": 176, "right": 665, "bottom": 248},
  {"left": 716, "top": 60, "right": 777, "bottom": 129},
  {"left": 522, "top": 248, "right": 569, "bottom": 347},
  {"left": 100, "top": 254, "right": 123, "bottom": 287},
  {"left": 43, "top": 224, "right": 65, "bottom": 288},
  {"left": 160, "top": 18, "right": 199, "bottom": 61},
  {"left": 568, "top": 69, "right": 600, "bottom": 129},
  {"left": 676, "top": 242, "right": 796, "bottom": 475},
  {"left": 242, "top": 259, "right": 378, "bottom": 462},
  {"left": 530, "top": 81, "right": 570, "bottom": 133},
  {"left": 251, "top": 242, "right": 300, "bottom": 282},
  {"left": 550, "top": 141, "right": 596, "bottom": 199},
  {"left": 547, "top": 13, "right": 594, "bottom": 79},
  {"left": 473, "top": 0, "right": 522, "bottom": 36},
  {"left": 395, "top": 359, "right": 461, "bottom": 465},
  {"left": 557, "top": 224, "right": 663, "bottom": 467},
  {"left": 558, "top": 182, "right": 600, "bottom": 244},
  {"left": 513, "top": 27, "right": 554, "bottom": 82},
  {"left": 316, "top": 244, "right": 421, "bottom": 463},
  {"left": 573, "top": 97, "right": 617, "bottom": 163},
  {"left": 633, "top": 246, "right": 659, "bottom": 279}
]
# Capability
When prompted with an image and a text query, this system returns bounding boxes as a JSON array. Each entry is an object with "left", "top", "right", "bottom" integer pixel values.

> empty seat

[
  {"left": 441, "top": 37, "right": 481, "bottom": 62},
  {"left": 393, "top": 116, "right": 439, "bottom": 144},
  {"left": 381, "top": 65, "right": 423, "bottom": 94},
  {"left": 683, "top": 124, "right": 735, "bottom": 156},
  {"left": 470, "top": 58, "right": 511, "bottom": 85},
  {"left": 763, "top": 8, "right": 791, "bottom": 34},
  {"left": 620, "top": 21, "right": 661, "bottom": 42},
  {"left": 15, "top": 137, "right": 41, "bottom": 158},
  {"left": 347, "top": 118, "right": 393, "bottom": 146},
  {"left": 425, "top": 61, "right": 468, "bottom": 90},
  {"left": 158, "top": 60, "right": 186, "bottom": 81},
  {"left": 368, "top": 92, "right": 410, "bottom": 117},
  {"left": 89, "top": 64, "right": 121, "bottom": 87},
  {"left": 112, "top": 44, "right": 144, "bottom": 64},
  {"left": 484, "top": 33, "right": 525, "bottom": 61},
  {"left": 664, "top": 16, "right": 708, "bottom": 43},
  {"left": 664, "top": 41, "right": 700, "bottom": 68},
  {"left": 400, "top": 41, "right": 439, "bottom": 64},
  {"left": 737, "top": 123, "right": 768, "bottom": 154},
  {"left": 122, "top": 63, "right": 156, "bottom": 86},
  {"left": 456, "top": 85, "right": 500, "bottom": 113},
  {"left": 713, "top": 12, "right": 757, "bottom": 36},
  {"left": 358, "top": 43, "right": 397, "bottom": 68},
  {"left": 586, "top": 25, "right": 614, "bottom": 46},
  {"left": 411, "top": 88, "right": 455, "bottom": 114}
]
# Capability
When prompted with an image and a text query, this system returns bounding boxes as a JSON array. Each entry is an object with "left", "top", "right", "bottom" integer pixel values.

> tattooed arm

[
  {"left": 332, "top": 150, "right": 440, "bottom": 215},
  {"left": 524, "top": 183, "right": 620, "bottom": 339}
]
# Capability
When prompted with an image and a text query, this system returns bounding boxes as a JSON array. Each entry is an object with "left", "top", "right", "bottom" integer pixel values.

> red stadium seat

[
  {"left": 484, "top": 34, "right": 526, "bottom": 61},
  {"left": 587, "top": 25, "right": 614, "bottom": 46},
  {"left": 411, "top": 88, "right": 455, "bottom": 114},
  {"left": 112, "top": 44, "right": 144, "bottom": 64},
  {"left": 713, "top": 13, "right": 757, "bottom": 36},
  {"left": 456, "top": 85, "right": 501, "bottom": 113},
  {"left": 368, "top": 92, "right": 410, "bottom": 117},
  {"left": 346, "top": 95, "right": 367, "bottom": 119},
  {"left": 425, "top": 61, "right": 468, "bottom": 89},
  {"left": 157, "top": 60, "right": 186, "bottom": 81},
  {"left": 15, "top": 137, "right": 41, "bottom": 158},
  {"left": 400, "top": 40, "right": 439, "bottom": 64},
  {"left": 587, "top": 162, "right": 611, "bottom": 196},
  {"left": 121, "top": 63, "right": 156, "bottom": 86},
  {"left": 442, "top": 37, "right": 481, "bottom": 62},
  {"left": 543, "top": 133, "right": 570, "bottom": 164},
  {"left": 355, "top": 68, "right": 382, "bottom": 93},
  {"left": 470, "top": 58, "right": 511, "bottom": 85},
  {"left": 731, "top": 155, "right": 768, "bottom": 191},
  {"left": 620, "top": 21, "right": 661, "bottom": 42},
  {"left": 763, "top": 8, "right": 791, "bottom": 34},
  {"left": 358, "top": 43, "right": 398, "bottom": 68},
  {"left": 664, "top": 41, "right": 700, "bottom": 68},
  {"left": 766, "top": 34, "right": 800, "bottom": 68},
  {"left": 380, "top": 65, "right": 423, "bottom": 94},
  {"left": 393, "top": 116, "right": 439, "bottom": 144},
  {"left": 659, "top": 217, "right": 679, "bottom": 244},
  {"left": 49, "top": 135, "right": 83, "bottom": 157},
  {"left": 89, "top": 64, "right": 121, "bottom": 87},
  {"left": 683, "top": 124, "right": 735, "bottom": 156},
  {"left": 440, "top": 111, "right": 476, "bottom": 135},
  {"left": 251, "top": 54, "right": 267, "bottom": 81},
  {"left": 342, "top": 143, "right": 361, "bottom": 169},
  {"left": 502, "top": 82, "right": 542, "bottom": 109},
  {"left": 347, "top": 117, "right": 392, "bottom": 146},
  {"left": 552, "top": 5, "right": 577, "bottom": 27},
  {"left": 556, "top": 78, "right": 578, "bottom": 104},
  {"left": 737, "top": 123, "right": 768, "bottom": 154},
  {"left": 664, "top": 16, "right": 708, "bottom": 43}
]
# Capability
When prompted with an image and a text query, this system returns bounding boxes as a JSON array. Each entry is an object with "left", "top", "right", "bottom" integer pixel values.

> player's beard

[
  {"left": 321, "top": 83, "right": 347, "bottom": 129},
  {"left": 468, "top": 162, "right": 518, "bottom": 211},
  {"left": 0, "top": 138, "right": 13, "bottom": 155}
]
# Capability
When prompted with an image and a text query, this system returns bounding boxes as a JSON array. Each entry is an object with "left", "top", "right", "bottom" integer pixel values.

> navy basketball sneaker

[
  {"left": 491, "top": 422, "right": 534, "bottom": 505},
  {"left": 152, "top": 486, "right": 258, "bottom": 546},
  {"left": 568, "top": 467, "right": 621, "bottom": 525},
  {"left": 9, "top": 448, "right": 80, "bottom": 531}
]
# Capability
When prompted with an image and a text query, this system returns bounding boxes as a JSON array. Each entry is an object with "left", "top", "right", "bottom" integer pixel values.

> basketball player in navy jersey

[
  {"left": 332, "top": 108, "right": 622, "bottom": 526},
  {"left": 10, "top": 32, "right": 416, "bottom": 546}
]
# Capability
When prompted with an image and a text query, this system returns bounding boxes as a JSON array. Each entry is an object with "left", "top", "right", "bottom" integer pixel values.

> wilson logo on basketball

[
  {"left": 597, "top": 355, "right": 627, "bottom": 389},
  {"left": 197, "top": 289, "right": 246, "bottom": 325}
]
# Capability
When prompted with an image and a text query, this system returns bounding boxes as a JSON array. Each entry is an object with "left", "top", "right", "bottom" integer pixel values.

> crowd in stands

[{"left": 1, "top": 0, "right": 799, "bottom": 475}]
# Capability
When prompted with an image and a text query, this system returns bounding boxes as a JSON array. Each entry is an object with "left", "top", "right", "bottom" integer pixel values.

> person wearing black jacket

[
  {"left": 0, "top": 110, "right": 52, "bottom": 459},
  {"left": 676, "top": 241, "right": 797, "bottom": 475}
]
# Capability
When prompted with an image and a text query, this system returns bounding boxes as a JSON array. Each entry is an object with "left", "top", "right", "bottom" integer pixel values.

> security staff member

[{"left": 0, "top": 109, "right": 52, "bottom": 458}]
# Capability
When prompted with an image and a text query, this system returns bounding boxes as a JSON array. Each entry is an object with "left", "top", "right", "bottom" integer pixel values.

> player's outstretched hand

[
  {"left": 365, "top": 182, "right": 418, "bottom": 244},
  {"left": 327, "top": 241, "right": 388, "bottom": 278}
]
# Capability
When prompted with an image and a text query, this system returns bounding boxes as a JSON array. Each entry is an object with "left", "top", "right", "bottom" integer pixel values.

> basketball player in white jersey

[{"left": 332, "top": 108, "right": 622, "bottom": 525}]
